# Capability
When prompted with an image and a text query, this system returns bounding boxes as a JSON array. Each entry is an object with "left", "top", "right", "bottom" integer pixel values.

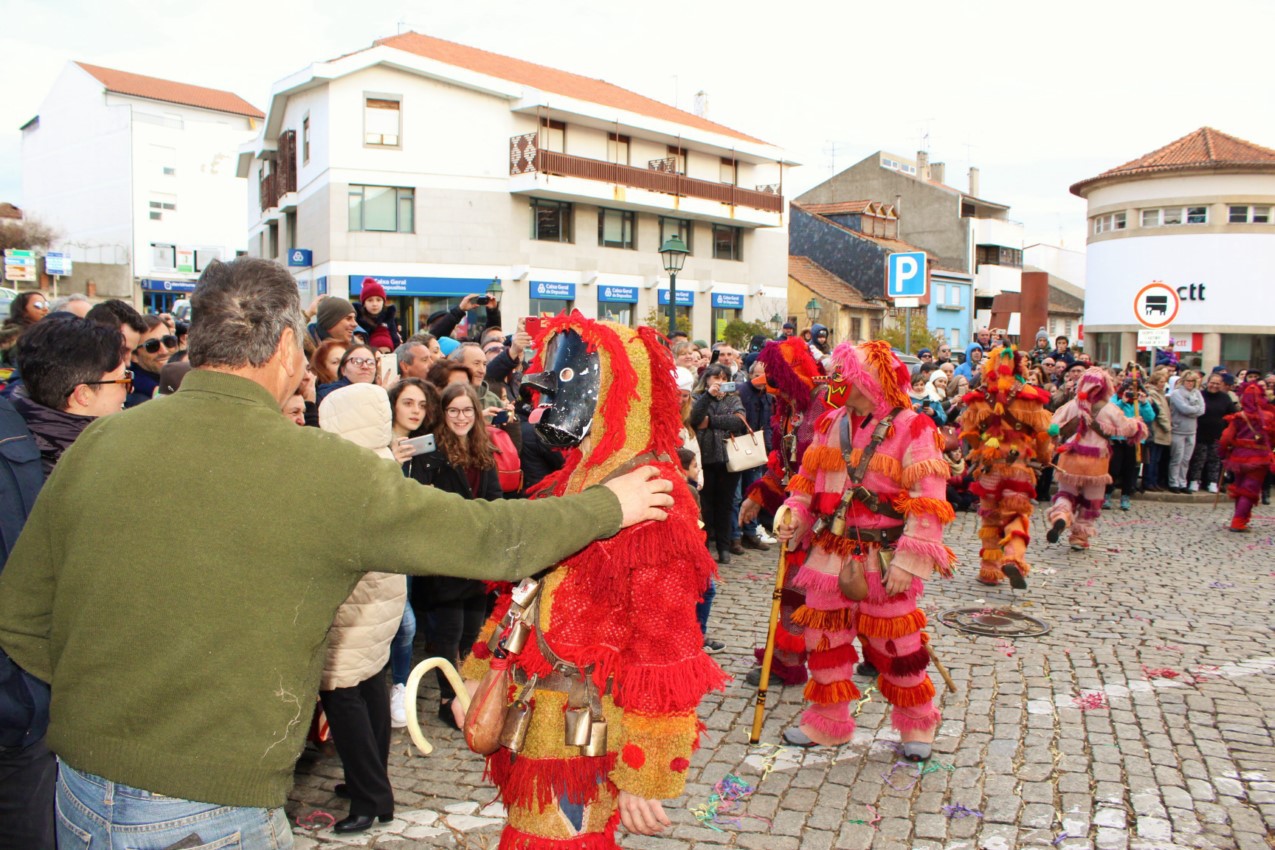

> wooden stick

[
  {"left": 927, "top": 638, "right": 959, "bottom": 694},
  {"left": 405, "top": 657, "right": 470, "bottom": 757},
  {"left": 750, "top": 506, "right": 793, "bottom": 744}
]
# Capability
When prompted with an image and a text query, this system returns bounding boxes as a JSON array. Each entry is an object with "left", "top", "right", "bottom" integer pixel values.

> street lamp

[
  {"left": 659, "top": 234, "right": 690, "bottom": 336},
  {"left": 805, "top": 297, "right": 821, "bottom": 325},
  {"left": 487, "top": 276, "right": 503, "bottom": 300},
  {"left": 769, "top": 312, "right": 783, "bottom": 335}
]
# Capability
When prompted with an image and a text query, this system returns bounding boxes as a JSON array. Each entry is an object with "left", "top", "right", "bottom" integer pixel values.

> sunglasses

[
  {"left": 73, "top": 370, "right": 134, "bottom": 396},
  {"left": 31, "top": 301, "right": 49, "bottom": 311},
  {"left": 136, "top": 335, "right": 178, "bottom": 354}
]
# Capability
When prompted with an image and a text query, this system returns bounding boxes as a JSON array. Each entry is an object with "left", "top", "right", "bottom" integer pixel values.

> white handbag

[{"left": 725, "top": 415, "right": 767, "bottom": 473}]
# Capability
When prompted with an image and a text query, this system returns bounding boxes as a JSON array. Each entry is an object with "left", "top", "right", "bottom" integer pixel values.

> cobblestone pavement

[{"left": 288, "top": 498, "right": 1275, "bottom": 849}]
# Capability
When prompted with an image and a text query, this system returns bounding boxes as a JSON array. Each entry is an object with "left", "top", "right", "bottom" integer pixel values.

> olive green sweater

[{"left": 0, "top": 370, "right": 620, "bottom": 807}]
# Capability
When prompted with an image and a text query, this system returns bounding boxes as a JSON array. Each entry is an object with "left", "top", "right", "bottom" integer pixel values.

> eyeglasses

[
  {"left": 346, "top": 357, "right": 376, "bottom": 368},
  {"left": 73, "top": 370, "right": 134, "bottom": 396},
  {"left": 136, "top": 335, "right": 178, "bottom": 354},
  {"left": 920, "top": 353, "right": 933, "bottom": 359},
  {"left": 446, "top": 407, "right": 476, "bottom": 418}
]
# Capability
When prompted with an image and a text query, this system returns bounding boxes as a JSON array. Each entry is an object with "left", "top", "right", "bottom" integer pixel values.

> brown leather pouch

[
  {"left": 463, "top": 665, "right": 511, "bottom": 755},
  {"left": 837, "top": 557, "right": 869, "bottom": 601}
]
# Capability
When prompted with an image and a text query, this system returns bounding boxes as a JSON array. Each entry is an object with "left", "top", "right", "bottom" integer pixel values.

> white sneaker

[
  {"left": 1189, "top": 481, "right": 1200, "bottom": 492},
  {"left": 390, "top": 683, "right": 407, "bottom": 728},
  {"left": 757, "top": 527, "right": 778, "bottom": 545},
  {"left": 1207, "top": 483, "right": 1218, "bottom": 494}
]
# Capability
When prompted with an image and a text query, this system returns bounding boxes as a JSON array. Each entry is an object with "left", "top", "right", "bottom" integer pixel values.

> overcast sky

[{"left": 4, "top": 0, "right": 1274, "bottom": 252}]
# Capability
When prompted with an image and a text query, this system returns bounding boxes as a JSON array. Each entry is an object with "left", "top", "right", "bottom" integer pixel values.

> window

[
  {"left": 195, "top": 248, "right": 223, "bottom": 271},
  {"left": 531, "top": 199, "right": 572, "bottom": 242},
  {"left": 286, "top": 211, "right": 298, "bottom": 251},
  {"left": 659, "top": 217, "right": 693, "bottom": 253},
  {"left": 975, "top": 245, "right": 1022, "bottom": 267},
  {"left": 148, "top": 193, "right": 177, "bottom": 221},
  {"left": 667, "top": 145, "right": 686, "bottom": 175},
  {"left": 720, "top": 158, "right": 737, "bottom": 185},
  {"left": 948, "top": 285, "right": 960, "bottom": 306},
  {"left": 1228, "top": 204, "right": 1270, "bottom": 224},
  {"left": 949, "top": 327, "right": 961, "bottom": 347},
  {"left": 540, "top": 119, "right": 565, "bottom": 153},
  {"left": 348, "top": 185, "right": 414, "bottom": 233},
  {"left": 1141, "top": 209, "right": 1161, "bottom": 227},
  {"left": 597, "top": 209, "right": 635, "bottom": 249},
  {"left": 1091, "top": 212, "right": 1126, "bottom": 234},
  {"left": 364, "top": 97, "right": 400, "bottom": 147},
  {"left": 935, "top": 283, "right": 946, "bottom": 304},
  {"left": 267, "top": 222, "right": 279, "bottom": 259},
  {"left": 607, "top": 133, "right": 629, "bottom": 165},
  {"left": 153, "top": 145, "right": 176, "bottom": 176},
  {"left": 712, "top": 225, "right": 742, "bottom": 261},
  {"left": 851, "top": 317, "right": 863, "bottom": 341},
  {"left": 1186, "top": 206, "right": 1207, "bottom": 224},
  {"left": 1064, "top": 319, "right": 1072, "bottom": 336},
  {"left": 302, "top": 115, "right": 311, "bottom": 164},
  {"left": 151, "top": 243, "right": 175, "bottom": 270},
  {"left": 1162, "top": 208, "right": 1183, "bottom": 226}
]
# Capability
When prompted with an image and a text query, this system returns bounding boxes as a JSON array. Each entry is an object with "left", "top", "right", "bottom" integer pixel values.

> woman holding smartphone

[
  {"left": 407, "top": 383, "right": 501, "bottom": 729},
  {"left": 385, "top": 379, "right": 441, "bottom": 727},
  {"left": 690, "top": 364, "right": 748, "bottom": 564}
]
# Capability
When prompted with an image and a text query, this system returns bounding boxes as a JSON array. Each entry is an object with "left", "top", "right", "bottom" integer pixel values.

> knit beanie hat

[
  {"left": 317, "top": 297, "right": 355, "bottom": 331},
  {"left": 359, "top": 279, "right": 387, "bottom": 302},
  {"left": 368, "top": 324, "right": 393, "bottom": 351},
  {"left": 1036, "top": 327, "right": 1049, "bottom": 342},
  {"left": 438, "top": 336, "right": 461, "bottom": 357}
]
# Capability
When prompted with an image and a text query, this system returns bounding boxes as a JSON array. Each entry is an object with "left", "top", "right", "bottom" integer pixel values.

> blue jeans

[
  {"left": 390, "top": 581, "right": 416, "bottom": 687},
  {"left": 695, "top": 579, "right": 716, "bottom": 635},
  {"left": 735, "top": 467, "right": 765, "bottom": 537},
  {"left": 56, "top": 762, "right": 292, "bottom": 849}
]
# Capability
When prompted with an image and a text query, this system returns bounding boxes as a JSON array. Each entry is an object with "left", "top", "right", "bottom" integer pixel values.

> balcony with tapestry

[{"left": 508, "top": 133, "right": 784, "bottom": 228}]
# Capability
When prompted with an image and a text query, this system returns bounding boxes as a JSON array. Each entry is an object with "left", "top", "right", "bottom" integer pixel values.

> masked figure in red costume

[
  {"left": 776, "top": 340, "right": 954, "bottom": 761},
  {"left": 1219, "top": 381, "right": 1275, "bottom": 532},
  {"left": 737, "top": 337, "right": 829, "bottom": 688},
  {"left": 459, "top": 315, "right": 727, "bottom": 849}
]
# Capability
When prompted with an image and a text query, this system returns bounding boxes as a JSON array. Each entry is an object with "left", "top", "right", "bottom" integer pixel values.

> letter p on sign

[{"left": 888, "top": 251, "right": 927, "bottom": 299}]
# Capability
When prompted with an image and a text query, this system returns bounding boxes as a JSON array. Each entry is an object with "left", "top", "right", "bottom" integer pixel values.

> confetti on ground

[
  {"left": 1155, "top": 644, "right": 1184, "bottom": 653},
  {"left": 1073, "top": 691, "right": 1109, "bottom": 711},
  {"left": 881, "top": 758, "right": 953, "bottom": 791},
  {"left": 297, "top": 811, "right": 336, "bottom": 831},
  {"left": 853, "top": 685, "right": 877, "bottom": 717},
  {"left": 1142, "top": 666, "right": 1182, "bottom": 680},
  {"left": 1208, "top": 581, "right": 1235, "bottom": 589},
  {"left": 844, "top": 804, "right": 882, "bottom": 828},
  {"left": 942, "top": 803, "right": 983, "bottom": 819},
  {"left": 1085, "top": 579, "right": 1096, "bottom": 586},
  {"left": 1191, "top": 664, "right": 1222, "bottom": 683},
  {"left": 995, "top": 639, "right": 1017, "bottom": 657},
  {"left": 1052, "top": 831, "right": 1070, "bottom": 846},
  {"left": 690, "top": 773, "right": 771, "bottom": 832}
]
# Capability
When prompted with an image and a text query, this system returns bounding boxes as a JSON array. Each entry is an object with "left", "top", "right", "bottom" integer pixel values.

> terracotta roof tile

[
  {"left": 373, "top": 32, "right": 765, "bottom": 145},
  {"left": 1071, "top": 127, "right": 1275, "bottom": 196},
  {"left": 802, "top": 201, "right": 898, "bottom": 218},
  {"left": 75, "top": 62, "right": 264, "bottom": 119},
  {"left": 787, "top": 256, "right": 882, "bottom": 310}
]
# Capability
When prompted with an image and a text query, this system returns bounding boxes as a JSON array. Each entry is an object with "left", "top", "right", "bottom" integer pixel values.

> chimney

[
  {"left": 931, "top": 162, "right": 945, "bottom": 185},
  {"left": 894, "top": 193, "right": 902, "bottom": 217},
  {"left": 968, "top": 166, "right": 980, "bottom": 197},
  {"left": 916, "top": 150, "right": 929, "bottom": 180},
  {"left": 693, "top": 90, "right": 708, "bottom": 118}
]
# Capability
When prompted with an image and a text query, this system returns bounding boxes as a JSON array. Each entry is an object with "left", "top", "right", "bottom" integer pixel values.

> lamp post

[
  {"left": 659, "top": 234, "right": 690, "bottom": 336},
  {"left": 487, "top": 276, "right": 503, "bottom": 301},
  {"left": 769, "top": 312, "right": 783, "bottom": 336},
  {"left": 805, "top": 297, "right": 821, "bottom": 326}
]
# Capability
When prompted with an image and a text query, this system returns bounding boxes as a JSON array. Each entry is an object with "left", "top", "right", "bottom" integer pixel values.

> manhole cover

[{"left": 939, "top": 607, "right": 1050, "bottom": 637}]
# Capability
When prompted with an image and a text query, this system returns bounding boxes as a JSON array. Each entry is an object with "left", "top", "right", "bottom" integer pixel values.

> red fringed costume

[
  {"left": 1219, "top": 381, "right": 1275, "bottom": 532},
  {"left": 741, "top": 337, "right": 829, "bottom": 685},
  {"left": 781, "top": 341, "right": 955, "bottom": 746},
  {"left": 462, "top": 317, "right": 727, "bottom": 849},
  {"left": 956, "top": 346, "right": 1054, "bottom": 586}
]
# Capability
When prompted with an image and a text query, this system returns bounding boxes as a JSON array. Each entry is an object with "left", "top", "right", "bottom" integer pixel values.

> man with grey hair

[
  {"left": 394, "top": 340, "right": 434, "bottom": 380},
  {"left": 48, "top": 293, "right": 92, "bottom": 318},
  {"left": 0, "top": 257, "right": 673, "bottom": 848}
]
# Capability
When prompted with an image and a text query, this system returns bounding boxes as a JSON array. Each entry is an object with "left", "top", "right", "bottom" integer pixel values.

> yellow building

[{"left": 787, "top": 255, "right": 885, "bottom": 345}]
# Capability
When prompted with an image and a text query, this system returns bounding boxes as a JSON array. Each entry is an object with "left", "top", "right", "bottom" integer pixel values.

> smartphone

[
  {"left": 401, "top": 434, "right": 436, "bottom": 456},
  {"left": 721, "top": 382, "right": 737, "bottom": 393},
  {"left": 492, "top": 410, "right": 510, "bottom": 426},
  {"left": 474, "top": 295, "right": 492, "bottom": 306},
  {"left": 378, "top": 353, "right": 397, "bottom": 385}
]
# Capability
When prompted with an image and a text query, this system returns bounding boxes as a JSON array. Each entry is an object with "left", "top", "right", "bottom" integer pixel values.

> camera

[
  {"left": 474, "top": 295, "right": 492, "bottom": 306},
  {"left": 720, "top": 382, "right": 737, "bottom": 393}
]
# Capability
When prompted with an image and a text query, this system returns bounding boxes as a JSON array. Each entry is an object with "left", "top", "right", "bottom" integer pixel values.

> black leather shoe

[
  {"left": 728, "top": 539, "right": 746, "bottom": 556},
  {"left": 333, "top": 813, "right": 393, "bottom": 834},
  {"left": 717, "top": 548, "right": 731, "bottom": 565},
  {"left": 333, "top": 783, "right": 350, "bottom": 799}
]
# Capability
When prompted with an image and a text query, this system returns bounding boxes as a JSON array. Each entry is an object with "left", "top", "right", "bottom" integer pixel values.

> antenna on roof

[{"left": 397, "top": 18, "right": 408, "bottom": 33}]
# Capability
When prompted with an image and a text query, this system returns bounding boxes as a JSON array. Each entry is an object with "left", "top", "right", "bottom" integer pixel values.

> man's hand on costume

[
  {"left": 738, "top": 498, "right": 761, "bottom": 527},
  {"left": 617, "top": 792, "right": 671, "bottom": 835},
  {"left": 773, "top": 505, "right": 808, "bottom": 545},
  {"left": 605, "top": 466, "right": 674, "bottom": 528},
  {"left": 883, "top": 565, "right": 913, "bottom": 596}
]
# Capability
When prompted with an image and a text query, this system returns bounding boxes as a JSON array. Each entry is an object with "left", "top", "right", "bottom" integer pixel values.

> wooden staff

[
  {"left": 750, "top": 505, "right": 793, "bottom": 744},
  {"left": 405, "top": 657, "right": 471, "bottom": 757},
  {"left": 926, "top": 637, "right": 959, "bottom": 694}
]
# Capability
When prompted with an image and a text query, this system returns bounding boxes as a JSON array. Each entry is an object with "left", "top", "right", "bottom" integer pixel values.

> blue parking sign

[{"left": 887, "top": 251, "right": 927, "bottom": 299}]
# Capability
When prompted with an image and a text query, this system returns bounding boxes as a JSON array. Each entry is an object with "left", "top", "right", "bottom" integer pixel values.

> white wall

[
  {"left": 1085, "top": 233, "right": 1275, "bottom": 331},
  {"left": 1025, "top": 243, "right": 1086, "bottom": 288},
  {"left": 1085, "top": 172, "right": 1275, "bottom": 212}
]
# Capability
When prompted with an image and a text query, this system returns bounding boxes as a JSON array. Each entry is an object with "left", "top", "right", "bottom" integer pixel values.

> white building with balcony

[
  {"left": 238, "top": 32, "right": 795, "bottom": 340},
  {"left": 1071, "top": 127, "right": 1275, "bottom": 372},
  {"left": 21, "top": 62, "right": 262, "bottom": 310}
]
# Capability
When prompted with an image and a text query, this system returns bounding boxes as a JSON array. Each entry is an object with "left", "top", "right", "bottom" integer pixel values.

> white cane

[{"left": 404, "top": 657, "right": 472, "bottom": 756}]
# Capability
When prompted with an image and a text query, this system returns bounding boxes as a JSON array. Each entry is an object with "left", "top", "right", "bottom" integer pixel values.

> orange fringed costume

[
  {"left": 957, "top": 346, "right": 1054, "bottom": 587},
  {"left": 462, "top": 317, "right": 727, "bottom": 850}
]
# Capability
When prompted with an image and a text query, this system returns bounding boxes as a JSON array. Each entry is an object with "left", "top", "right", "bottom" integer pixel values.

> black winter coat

[
  {"left": 737, "top": 381, "right": 774, "bottom": 453},
  {"left": 689, "top": 390, "right": 747, "bottom": 466}
]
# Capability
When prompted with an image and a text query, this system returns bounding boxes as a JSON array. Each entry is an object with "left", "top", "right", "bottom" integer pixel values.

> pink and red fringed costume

[
  {"left": 741, "top": 337, "right": 829, "bottom": 685},
  {"left": 1046, "top": 368, "right": 1148, "bottom": 550},
  {"left": 462, "top": 317, "right": 727, "bottom": 850},
  {"left": 1219, "top": 382, "right": 1275, "bottom": 532},
  {"left": 780, "top": 341, "right": 955, "bottom": 747}
]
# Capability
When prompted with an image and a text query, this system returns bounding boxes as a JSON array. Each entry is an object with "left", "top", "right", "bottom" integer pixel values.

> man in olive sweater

[{"left": 0, "top": 258, "right": 672, "bottom": 849}]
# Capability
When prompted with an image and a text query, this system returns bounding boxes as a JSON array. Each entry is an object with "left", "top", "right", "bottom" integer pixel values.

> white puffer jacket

[{"left": 318, "top": 383, "right": 408, "bottom": 690}]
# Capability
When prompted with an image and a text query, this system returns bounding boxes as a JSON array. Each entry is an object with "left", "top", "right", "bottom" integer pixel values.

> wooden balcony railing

[
  {"left": 258, "top": 130, "right": 298, "bottom": 211},
  {"left": 509, "top": 134, "right": 783, "bottom": 214}
]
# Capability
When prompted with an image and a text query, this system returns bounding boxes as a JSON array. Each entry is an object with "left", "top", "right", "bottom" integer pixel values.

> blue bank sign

[
  {"left": 349, "top": 276, "right": 493, "bottom": 297},
  {"left": 140, "top": 278, "right": 197, "bottom": 293},
  {"left": 531, "top": 281, "right": 576, "bottom": 300},
  {"left": 657, "top": 288, "right": 694, "bottom": 306},
  {"left": 598, "top": 285, "right": 638, "bottom": 303},
  {"left": 287, "top": 249, "right": 313, "bottom": 267},
  {"left": 711, "top": 293, "right": 745, "bottom": 310}
]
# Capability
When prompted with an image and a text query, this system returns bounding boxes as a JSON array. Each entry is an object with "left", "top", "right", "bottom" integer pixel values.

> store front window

[
  {"left": 1087, "top": 332, "right": 1121, "bottom": 368},
  {"left": 530, "top": 281, "right": 576, "bottom": 319},
  {"left": 1222, "top": 333, "right": 1274, "bottom": 376},
  {"left": 597, "top": 284, "right": 639, "bottom": 327}
]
